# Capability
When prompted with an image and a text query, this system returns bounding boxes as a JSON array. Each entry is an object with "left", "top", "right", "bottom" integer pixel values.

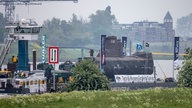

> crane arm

[
  {"left": 0, "top": 0, "right": 77, "bottom": 3},
  {"left": 0, "top": 0, "right": 77, "bottom": 5},
  {"left": 31, "top": 0, "right": 77, "bottom": 1}
]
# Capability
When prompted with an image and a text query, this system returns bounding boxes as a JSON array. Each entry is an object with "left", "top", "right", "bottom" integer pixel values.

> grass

[{"left": 0, "top": 87, "right": 192, "bottom": 108}]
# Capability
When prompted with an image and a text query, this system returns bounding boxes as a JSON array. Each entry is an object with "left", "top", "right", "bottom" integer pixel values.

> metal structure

[
  {"left": 0, "top": 19, "right": 42, "bottom": 70},
  {"left": 0, "top": 0, "right": 78, "bottom": 70},
  {"left": 0, "top": 36, "right": 13, "bottom": 67},
  {"left": 0, "top": 0, "right": 78, "bottom": 23}
]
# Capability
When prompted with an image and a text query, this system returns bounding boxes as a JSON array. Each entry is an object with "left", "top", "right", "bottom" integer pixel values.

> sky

[{"left": 0, "top": 0, "right": 192, "bottom": 28}]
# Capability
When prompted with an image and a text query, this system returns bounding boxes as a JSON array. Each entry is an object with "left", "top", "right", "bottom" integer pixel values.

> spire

[{"left": 164, "top": 11, "right": 172, "bottom": 20}]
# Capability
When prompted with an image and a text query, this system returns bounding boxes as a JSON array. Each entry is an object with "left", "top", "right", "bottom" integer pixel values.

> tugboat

[{"left": 0, "top": 19, "right": 44, "bottom": 94}]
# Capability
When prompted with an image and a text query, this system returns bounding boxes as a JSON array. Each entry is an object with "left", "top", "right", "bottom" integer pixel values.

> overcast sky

[{"left": 0, "top": 0, "right": 192, "bottom": 27}]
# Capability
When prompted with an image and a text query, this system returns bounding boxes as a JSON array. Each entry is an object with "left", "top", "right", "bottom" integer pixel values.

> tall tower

[
  {"left": 163, "top": 11, "right": 175, "bottom": 42},
  {"left": 164, "top": 11, "right": 173, "bottom": 30}
]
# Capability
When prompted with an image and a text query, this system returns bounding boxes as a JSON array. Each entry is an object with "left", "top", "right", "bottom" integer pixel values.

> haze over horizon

[{"left": 0, "top": 0, "right": 192, "bottom": 28}]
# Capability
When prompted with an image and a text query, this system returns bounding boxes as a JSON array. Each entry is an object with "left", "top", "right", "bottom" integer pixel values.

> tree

[
  {"left": 178, "top": 48, "right": 192, "bottom": 87},
  {"left": 89, "top": 6, "right": 118, "bottom": 44},
  {"left": 68, "top": 60, "right": 110, "bottom": 91},
  {"left": 41, "top": 18, "right": 64, "bottom": 46},
  {"left": 40, "top": 14, "right": 94, "bottom": 47},
  {"left": 176, "top": 13, "right": 192, "bottom": 39},
  {"left": 39, "top": 6, "right": 118, "bottom": 47},
  {"left": 68, "top": 14, "right": 94, "bottom": 46}
]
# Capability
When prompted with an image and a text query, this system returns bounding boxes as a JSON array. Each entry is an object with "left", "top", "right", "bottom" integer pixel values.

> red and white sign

[{"left": 48, "top": 46, "right": 59, "bottom": 64}]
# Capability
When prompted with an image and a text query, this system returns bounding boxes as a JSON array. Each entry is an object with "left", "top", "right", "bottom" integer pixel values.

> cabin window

[
  {"left": 16, "top": 81, "right": 20, "bottom": 85},
  {"left": 26, "top": 81, "right": 29, "bottom": 86},
  {"left": 40, "top": 80, "right": 42, "bottom": 84},
  {"left": 14, "top": 28, "right": 20, "bottom": 33},
  {"left": 111, "top": 40, "right": 115, "bottom": 44},
  {"left": 42, "top": 80, "right": 45, "bottom": 84},
  {"left": 9, "top": 29, "right": 14, "bottom": 34},
  {"left": 14, "top": 27, "right": 40, "bottom": 34},
  {"left": 32, "top": 27, "right": 40, "bottom": 33},
  {"left": 30, "top": 81, "right": 33, "bottom": 85},
  {"left": 34, "top": 80, "right": 37, "bottom": 85},
  {"left": 19, "top": 81, "right": 23, "bottom": 86},
  {"left": 21, "top": 28, "right": 31, "bottom": 33},
  {"left": 14, "top": 28, "right": 31, "bottom": 33},
  {"left": 44, "top": 80, "right": 47, "bottom": 84}
]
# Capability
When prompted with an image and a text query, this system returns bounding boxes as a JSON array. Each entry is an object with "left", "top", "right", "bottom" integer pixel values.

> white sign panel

[
  {"left": 115, "top": 75, "right": 155, "bottom": 83},
  {"left": 48, "top": 46, "right": 59, "bottom": 64}
]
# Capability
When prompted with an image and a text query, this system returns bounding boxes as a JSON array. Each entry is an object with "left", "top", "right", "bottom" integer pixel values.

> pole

[
  {"left": 143, "top": 40, "right": 145, "bottom": 51},
  {"left": 53, "top": 64, "right": 55, "bottom": 90},
  {"left": 38, "top": 79, "right": 40, "bottom": 94},
  {"left": 100, "top": 50, "right": 101, "bottom": 69},
  {"left": 173, "top": 60, "right": 174, "bottom": 80},
  {"left": 173, "top": 37, "right": 180, "bottom": 81},
  {"left": 173, "top": 38, "right": 175, "bottom": 81},
  {"left": 81, "top": 48, "right": 84, "bottom": 60},
  {"left": 154, "top": 66, "right": 156, "bottom": 84},
  {"left": 129, "top": 40, "right": 132, "bottom": 56},
  {"left": 32, "top": 49, "right": 36, "bottom": 70},
  {"left": 100, "top": 35, "right": 106, "bottom": 71}
]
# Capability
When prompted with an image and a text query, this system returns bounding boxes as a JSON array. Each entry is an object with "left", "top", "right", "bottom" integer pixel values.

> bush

[
  {"left": 68, "top": 60, "right": 110, "bottom": 91},
  {"left": 178, "top": 48, "right": 192, "bottom": 87},
  {"left": 178, "top": 59, "right": 192, "bottom": 87}
]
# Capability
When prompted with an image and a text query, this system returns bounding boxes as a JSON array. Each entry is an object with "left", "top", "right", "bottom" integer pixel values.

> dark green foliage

[
  {"left": 69, "top": 60, "right": 110, "bottom": 91},
  {"left": 183, "top": 48, "right": 192, "bottom": 60},
  {"left": 178, "top": 48, "right": 192, "bottom": 87}
]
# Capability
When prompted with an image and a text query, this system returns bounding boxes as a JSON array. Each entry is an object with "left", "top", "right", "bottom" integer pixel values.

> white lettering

[{"left": 115, "top": 75, "right": 155, "bottom": 83}]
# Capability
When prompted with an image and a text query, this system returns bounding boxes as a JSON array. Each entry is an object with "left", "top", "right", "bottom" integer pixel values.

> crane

[
  {"left": 0, "top": 0, "right": 78, "bottom": 70},
  {"left": 0, "top": 0, "right": 78, "bottom": 23}
]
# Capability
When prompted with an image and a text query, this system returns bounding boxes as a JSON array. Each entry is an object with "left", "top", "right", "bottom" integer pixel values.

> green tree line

[
  {"left": 1, "top": 6, "right": 192, "bottom": 60},
  {"left": 176, "top": 13, "right": 192, "bottom": 40},
  {"left": 39, "top": 6, "right": 118, "bottom": 47},
  {"left": 0, "top": 6, "right": 119, "bottom": 48}
]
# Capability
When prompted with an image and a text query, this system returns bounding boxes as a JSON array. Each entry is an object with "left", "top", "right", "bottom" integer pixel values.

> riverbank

[{"left": 0, "top": 88, "right": 191, "bottom": 108}]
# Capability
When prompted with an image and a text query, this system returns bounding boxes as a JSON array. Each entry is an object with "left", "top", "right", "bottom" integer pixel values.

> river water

[{"left": 154, "top": 60, "right": 183, "bottom": 80}]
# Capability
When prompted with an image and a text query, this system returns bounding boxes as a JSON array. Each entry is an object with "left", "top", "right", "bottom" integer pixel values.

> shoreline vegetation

[{"left": 0, "top": 88, "right": 192, "bottom": 108}]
